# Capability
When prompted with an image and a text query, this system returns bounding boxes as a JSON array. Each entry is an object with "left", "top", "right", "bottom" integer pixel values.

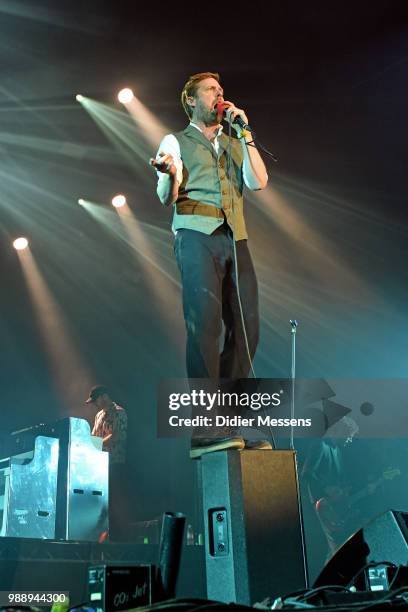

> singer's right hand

[{"left": 149, "top": 152, "right": 177, "bottom": 176}]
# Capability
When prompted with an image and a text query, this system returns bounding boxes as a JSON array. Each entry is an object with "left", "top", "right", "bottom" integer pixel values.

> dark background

[{"left": 1, "top": 0, "right": 408, "bottom": 577}]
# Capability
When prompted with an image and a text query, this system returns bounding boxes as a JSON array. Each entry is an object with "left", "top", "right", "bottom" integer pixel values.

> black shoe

[
  {"left": 244, "top": 439, "right": 273, "bottom": 450},
  {"left": 190, "top": 436, "right": 245, "bottom": 459}
]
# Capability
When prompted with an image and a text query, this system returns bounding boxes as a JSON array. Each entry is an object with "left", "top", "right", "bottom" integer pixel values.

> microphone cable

[
  {"left": 241, "top": 128, "right": 278, "bottom": 162},
  {"left": 225, "top": 119, "right": 257, "bottom": 379},
  {"left": 223, "top": 109, "right": 278, "bottom": 379},
  {"left": 225, "top": 119, "right": 277, "bottom": 449}
]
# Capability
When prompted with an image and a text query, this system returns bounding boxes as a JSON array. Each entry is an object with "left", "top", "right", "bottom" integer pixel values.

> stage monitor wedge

[{"left": 314, "top": 510, "right": 408, "bottom": 588}]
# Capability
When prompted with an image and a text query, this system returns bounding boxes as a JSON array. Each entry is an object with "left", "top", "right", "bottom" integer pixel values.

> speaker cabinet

[{"left": 200, "top": 450, "right": 308, "bottom": 604}]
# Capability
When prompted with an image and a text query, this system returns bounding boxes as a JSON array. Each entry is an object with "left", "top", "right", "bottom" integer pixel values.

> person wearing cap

[
  {"left": 87, "top": 385, "right": 127, "bottom": 463},
  {"left": 86, "top": 385, "right": 128, "bottom": 539},
  {"left": 150, "top": 72, "right": 270, "bottom": 458}
]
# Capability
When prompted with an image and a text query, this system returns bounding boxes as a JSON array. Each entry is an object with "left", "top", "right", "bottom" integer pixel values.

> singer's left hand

[{"left": 223, "top": 101, "right": 249, "bottom": 134}]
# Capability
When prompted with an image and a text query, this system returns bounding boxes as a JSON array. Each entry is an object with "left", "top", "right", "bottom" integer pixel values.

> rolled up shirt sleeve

[
  {"left": 156, "top": 134, "right": 183, "bottom": 186},
  {"left": 242, "top": 156, "right": 268, "bottom": 190}
]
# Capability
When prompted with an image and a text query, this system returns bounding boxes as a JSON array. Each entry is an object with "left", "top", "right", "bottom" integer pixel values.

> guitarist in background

[
  {"left": 302, "top": 416, "right": 359, "bottom": 559},
  {"left": 303, "top": 417, "right": 400, "bottom": 560}
]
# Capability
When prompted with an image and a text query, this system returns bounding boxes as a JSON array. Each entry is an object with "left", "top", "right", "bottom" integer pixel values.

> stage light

[
  {"left": 112, "top": 194, "right": 127, "bottom": 208},
  {"left": 76, "top": 94, "right": 84, "bottom": 102},
  {"left": 78, "top": 198, "right": 85, "bottom": 205},
  {"left": 118, "top": 88, "right": 134, "bottom": 104},
  {"left": 13, "top": 237, "right": 29, "bottom": 251}
]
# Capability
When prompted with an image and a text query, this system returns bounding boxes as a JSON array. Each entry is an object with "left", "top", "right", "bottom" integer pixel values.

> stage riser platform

[{"left": 0, "top": 540, "right": 206, "bottom": 607}]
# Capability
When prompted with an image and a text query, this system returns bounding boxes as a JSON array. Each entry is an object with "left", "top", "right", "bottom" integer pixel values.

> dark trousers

[
  {"left": 109, "top": 462, "right": 130, "bottom": 541},
  {"left": 174, "top": 223, "right": 259, "bottom": 385}
]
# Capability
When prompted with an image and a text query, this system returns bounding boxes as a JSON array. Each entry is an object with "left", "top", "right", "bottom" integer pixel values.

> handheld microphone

[
  {"left": 216, "top": 102, "right": 278, "bottom": 162},
  {"left": 216, "top": 102, "right": 253, "bottom": 132}
]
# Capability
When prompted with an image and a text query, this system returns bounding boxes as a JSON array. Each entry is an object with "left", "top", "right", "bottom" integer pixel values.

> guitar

[{"left": 315, "top": 468, "right": 401, "bottom": 549}]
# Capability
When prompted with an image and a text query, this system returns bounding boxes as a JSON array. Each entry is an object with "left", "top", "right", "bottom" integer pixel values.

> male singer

[{"left": 150, "top": 72, "right": 269, "bottom": 458}]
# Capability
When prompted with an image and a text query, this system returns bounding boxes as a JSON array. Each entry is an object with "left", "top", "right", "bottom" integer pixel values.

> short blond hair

[{"left": 181, "top": 72, "right": 221, "bottom": 118}]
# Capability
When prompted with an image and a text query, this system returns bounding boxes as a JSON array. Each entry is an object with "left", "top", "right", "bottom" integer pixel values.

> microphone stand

[{"left": 289, "top": 320, "right": 298, "bottom": 450}]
